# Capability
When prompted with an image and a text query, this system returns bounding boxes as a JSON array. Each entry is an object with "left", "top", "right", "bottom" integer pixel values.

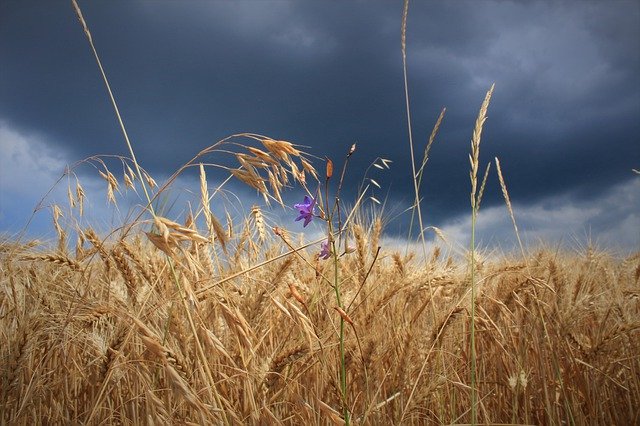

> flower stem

[
  {"left": 325, "top": 172, "right": 349, "bottom": 424},
  {"left": 329, "top": 223, "right": 349, "bottom": 424}
]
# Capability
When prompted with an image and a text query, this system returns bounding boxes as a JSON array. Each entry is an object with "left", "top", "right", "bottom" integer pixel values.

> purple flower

[
  {"left": 319, "top": 240, "right": 331, "bottom": 260},
  {"left": 294, "top": 195, "right": 316, "bottom": 227}
]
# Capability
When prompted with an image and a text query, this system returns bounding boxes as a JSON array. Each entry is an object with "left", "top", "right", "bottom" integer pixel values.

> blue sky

[{"left": 1, "top": 0, "right": 639, "bottom": 252}]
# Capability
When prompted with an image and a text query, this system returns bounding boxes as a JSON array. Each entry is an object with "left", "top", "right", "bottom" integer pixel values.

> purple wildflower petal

[
  {"left": 294, "top": 195, "right": 311, "bottom": 211},
  {"left": 319, "top": 240, "right": 331, "bottom": 260},
  {"left": 293, "top": 195, "right": 316, "bottom": 227}
]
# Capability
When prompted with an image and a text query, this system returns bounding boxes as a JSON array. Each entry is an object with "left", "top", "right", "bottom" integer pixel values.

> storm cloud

[{"left": 1, "top": 0, "right": 638, "bottom": 250}]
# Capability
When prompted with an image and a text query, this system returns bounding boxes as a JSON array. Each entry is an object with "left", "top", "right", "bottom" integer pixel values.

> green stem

[
  {"left": 329, "top": 225, "right": 349, "bottom": 424},
  {"left": 325, "top": 174, "right": 349, "bottom": 424},
  {"left": 470, "top": 205, "right": 477, "bottom": 425}
]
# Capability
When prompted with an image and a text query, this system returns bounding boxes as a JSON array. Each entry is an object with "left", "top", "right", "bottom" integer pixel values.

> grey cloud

[
  {"left": 439, "top": 177, "right": 640, "bottom": 252},
  {"left": 0, "top": 0, "right": 638, "bottom": 245}
]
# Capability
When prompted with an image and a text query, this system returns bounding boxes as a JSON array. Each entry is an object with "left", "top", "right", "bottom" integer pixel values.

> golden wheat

[{"left": 2, "top": 3, "right": 636, "bottom": 423}]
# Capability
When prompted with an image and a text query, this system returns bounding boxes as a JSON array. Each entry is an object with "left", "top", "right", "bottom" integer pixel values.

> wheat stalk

[
  {"left": 72, "top": 0, "right": 155, "bottom": 215},
  {"left": 467, "top": 83, "right": 495, "bottom": 426}
]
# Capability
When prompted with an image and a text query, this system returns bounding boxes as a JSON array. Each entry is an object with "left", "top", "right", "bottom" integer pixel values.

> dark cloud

[{"left": 0, "top": 0, "right": 638, "bottom": 247}]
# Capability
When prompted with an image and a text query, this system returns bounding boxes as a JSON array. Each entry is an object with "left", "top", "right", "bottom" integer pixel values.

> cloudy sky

[{"left": 1, "top": 0, "right": 639, "bottom": 252}]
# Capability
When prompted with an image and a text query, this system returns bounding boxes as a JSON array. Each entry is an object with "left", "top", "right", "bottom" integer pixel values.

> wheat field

[
  {"left": 1, "top": 208, "right": 639, "bottom": 424},
  {"left": 1, "top": 1, "right": 639, "bottom": 424}
]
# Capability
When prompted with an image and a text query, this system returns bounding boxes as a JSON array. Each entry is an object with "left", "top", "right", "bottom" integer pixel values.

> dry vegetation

[
  {"left": 1, "top": 1, "right": 639, "bottom": 424},
  {"left": 1, "top": 218, "right": 639, "bottom": 424}
]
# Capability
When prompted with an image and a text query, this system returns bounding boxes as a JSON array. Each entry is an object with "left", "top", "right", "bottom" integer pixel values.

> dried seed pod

[
  {"left": 334, "top": 306, "right": 354, "bottom": 327},
  {"left": 326, "top": 158, "right": 333, "bottom": 180}
]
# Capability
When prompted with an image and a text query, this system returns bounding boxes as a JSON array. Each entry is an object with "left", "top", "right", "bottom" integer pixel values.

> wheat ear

[{"left": 495, "top": 157, "right": 526, "bottom": 260}]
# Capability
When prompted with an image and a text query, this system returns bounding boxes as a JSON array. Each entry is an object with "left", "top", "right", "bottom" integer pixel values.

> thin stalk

[
  {"left": 468, "top": 83, "right": 495, "bottom": 425},
  {"left": 334, "top": 146, "right": 355, "bottom": 250},
  {"left": 401, "top": 0, "right": 438, "bottom": 333},
  {"left": 72, "top": 3, "right": 226, "bottom": 422},
  {"left": 325, "top": 174, "right": 349, "bottom": 425},
  {"left": 195, "top": 232, "right": 332, "bottom": 298},
  {"left": 401, "top": 0, "right": 427, "bottom": 258},
  {"left": 407, "top": 107, "right": 446, "bottom": 245},
  {"left": 72, "top": 0, "right": 154, "bottom": 216},
  {"left": 470, "top": 204, "right": 478, "bottom": 425},
  {"left": 333, "top": 238, "right": 348, "bottom": 425}
]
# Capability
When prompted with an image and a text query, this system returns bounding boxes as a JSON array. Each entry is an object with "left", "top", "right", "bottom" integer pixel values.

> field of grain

[
  {"left": 2, "top": 211, "right": 639, "bottom": 424},
  {"left": 1, "top": 1, "right": 639, "bottom": 424}
]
